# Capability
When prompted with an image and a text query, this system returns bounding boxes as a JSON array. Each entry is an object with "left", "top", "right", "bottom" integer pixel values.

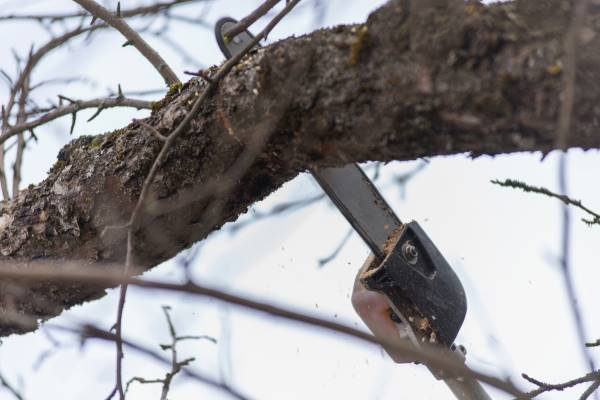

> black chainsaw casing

[{"left": 360, "top": 221, "right": 467, "bottom": 347}]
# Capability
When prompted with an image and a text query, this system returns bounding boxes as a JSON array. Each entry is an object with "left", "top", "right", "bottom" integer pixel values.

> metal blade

[{"left": 312, "top": 165, "right": 400, "bottom": 260}]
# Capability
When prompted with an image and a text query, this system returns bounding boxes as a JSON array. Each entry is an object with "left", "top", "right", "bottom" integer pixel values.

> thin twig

[
  {"left": 318, "top": 228, "right": 353, "bottom": 267},
  {"left": 0, "top": 23, "right": 106, "bottom": 201},
  {"left": 51, "top": 324, "right": 247, "bottom": 400},
  {"left": 223, "top": 0, "right": 281, "bottom": 40},
  {"left": 73, "top": 0, "right": 180, "bottom": 85},
  {"left": 134, "top": 119, "right": 167, "bottom": 142},
  {"left": 149, "top": 31, "right": 203, "bottom": 68},
  {"left": 0, "top": 371, "right": 25, "bottom": 400},
  {"left": 12, "top": 55, "right": 31, "bottom": 198},
  {"left": 0, "top": 107, "right": 11, "bottom": 200},
  {"left": 554, "top": 0, "right": 596, "bottom": 387},
  {"left": 491, "top": 179, "right": 600, "bottom": 226},
  {"left": 559, "top": 154, "right": 596, "bottom": 375},
  {"left": 11, "top": 25, "right": 103, "bottom": 104},
  {"left": 227, "top": 194, "right": 325, "bottom": 234},
  {"left": 0, "top": 97, "right": 151, "bottom": 144}
]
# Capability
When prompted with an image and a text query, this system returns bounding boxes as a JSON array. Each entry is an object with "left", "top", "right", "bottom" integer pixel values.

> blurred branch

[
  {"left": 491, "top": 179, "right": 600, "bottom": 227},
  {"left": 555, "top": 0, "right": 596, "bottom": 395},
  {"left": 0, "top": 371, "right": 24, "bottom": 400},
  {"left": 168, "top": 14, "right": 212, "bottom": 28},
  {"left": 583, "top": 381, "right": 600, "bottom": 400},
  {"left": 10, "top": 25, "right": 103, "bottom": 100},
  {"left": 0, "top": 107, "right": 11, "bottom": 200},
  {"left": 0, "top": 24, "right": 104, "bottom": 200},
  {"left": 395, "top": 160, "right": 427, "bottom": 199},
  {"left": 125, "top": 305, "right": 216, "bottom": 399},
  {"left": 227, "top": 194, "right": 325, "bottom": 234},
  {"left": 59, "top": 324, "right": 247, "bottom": 400},
  {"left": 148, "top": 31, "right": 204, "bottom": 68},
  {"left": 11, "top": 47, "right": 35, "bottom": 198},
  {"left": 318, "top": 228, "right": 352, "bottom": 267},
  {"left": 73, "top": 0, "right": 180, "bottom": 85}
]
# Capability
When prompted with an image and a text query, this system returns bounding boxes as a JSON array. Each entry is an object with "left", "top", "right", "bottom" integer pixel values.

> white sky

[{"left": 0, "top": 1, "right": 599, "bottom": 399}]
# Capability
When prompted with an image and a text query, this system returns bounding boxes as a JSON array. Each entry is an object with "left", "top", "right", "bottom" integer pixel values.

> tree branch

[
  {"left": 223, "top": 0, "right": 282, "bottom": 40},
  {"left": 0, "top": 0, "right": 201, "bottom": 22},
  {"left": 1, "top": 97, "right": 152, "bottom": 141},
  {"left": 73, "top": 0, "right": 180, "bottom": 85}
]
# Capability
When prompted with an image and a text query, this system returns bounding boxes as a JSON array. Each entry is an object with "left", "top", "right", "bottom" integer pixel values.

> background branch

[
  {"left": 0, "top": 261, "right": 523, "bottom": 397},
  {"left": 1, "top": 96, "right": 152, "bottom": 142}
]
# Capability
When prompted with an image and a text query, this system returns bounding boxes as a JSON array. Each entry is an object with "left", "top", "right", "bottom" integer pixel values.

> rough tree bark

[{"left": 0, "top": 0, "right": 599, "bottom": 336}]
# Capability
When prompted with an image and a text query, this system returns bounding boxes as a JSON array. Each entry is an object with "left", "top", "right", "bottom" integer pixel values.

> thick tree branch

[
  {"left": 223, "top": 0, "right": 282, "bottom": 40},
  {"left": 1, "top": 0, "right": 600, "bottom": 336}
]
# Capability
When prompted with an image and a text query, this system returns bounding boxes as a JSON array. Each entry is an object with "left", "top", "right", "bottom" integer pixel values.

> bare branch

[
  {"left": 587, "top": 339, "right": 600, "bottom": 348},
  {"left": 553, "top": 0, "right": 596, "bottom": 387},
  {"left": 581, "top": 380, "right": 600, "bottom": 400},
  {"left": 318, "top": 228, "right": 353, "bottom": 267},
  {"left": 223, "top": 0, "right": 282, "bottom": 40},
  {"left": 0, "top": 106, "right": 11, "bottom": 200},
  {"left": 0, "top": 371, "right": 25, "bottom": 400},
  {"left": 0, "top": 0, "right": 201, "bottom": 22},
  {"left": 227, "top": 194, "right": 325, "bottom": 235},
  {"left": 522, "top": 370, "right": 600, "bottom": 398},
  {"left": 11, "top": 25, "right": 103, "bottom": 99},
  {"left": 0, "top": 97, "right": 152, "bottom": 143},
  {"left": 555, "top": 0, "right": 591, "bottom": 149},
  {"left": 53, "top": 324, "right": 248, "bottom": 400},
  {"left": 124, "top": 305, "right": 216, "bottom": 399},
  {"left": 491, "top": 179, "right": 600, "bottom": 226},
  {"left": 73, "top": 0, "right": 180, "bottom": 86},
  {"left": 12, "top": 58, "right": 32, "bottom": 198}
]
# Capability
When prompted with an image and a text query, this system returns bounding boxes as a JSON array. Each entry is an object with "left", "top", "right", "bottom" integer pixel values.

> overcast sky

[{"left": 0, "top": 1, "right": 599, "bottom": 399}]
